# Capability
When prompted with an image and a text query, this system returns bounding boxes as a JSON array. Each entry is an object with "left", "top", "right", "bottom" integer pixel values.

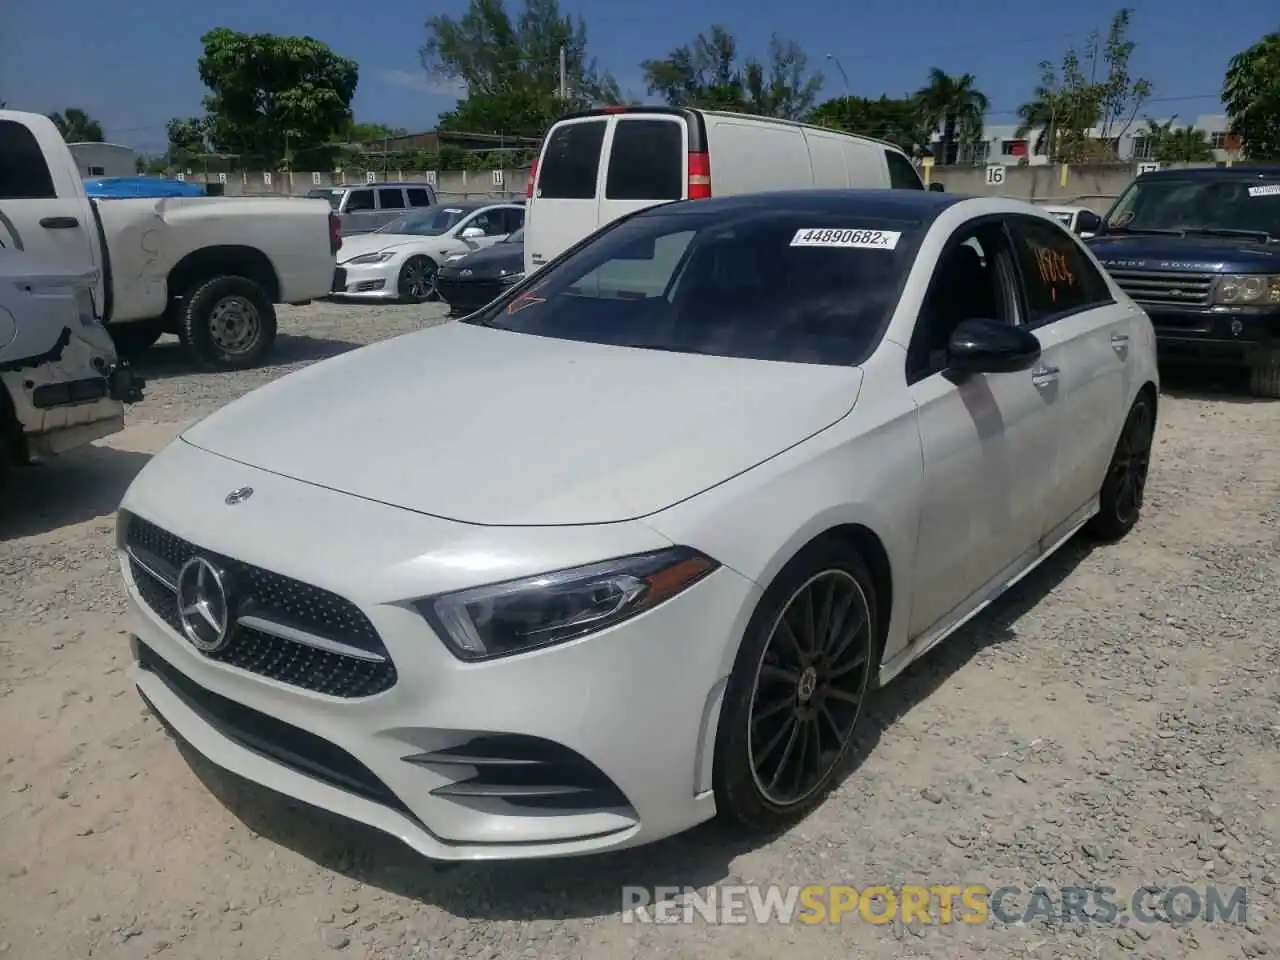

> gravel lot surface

[{"left": 2, "top": 302, "right": 1278, "bottom": 960}]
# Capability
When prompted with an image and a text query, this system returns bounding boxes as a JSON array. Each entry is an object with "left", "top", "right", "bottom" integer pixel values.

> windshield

[
  {"left": 466, "top": 209, "right": 922, "bottom": 365},
  {"left": 306, "top": 188, "right": 342, "bottom": 210},
  {"left": 1104, "top": 177, "right": 1280, "bottom": 238},
  {"left": 378, "top": 206, "right": 473, "bottom": 236},
  {"left": 503, "top": 226, "right": 525, "bottom": 244}
]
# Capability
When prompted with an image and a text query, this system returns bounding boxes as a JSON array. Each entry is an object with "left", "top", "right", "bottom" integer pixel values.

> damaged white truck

[{"left": 0, "top": 110, "right": 341, "bottom": 370}]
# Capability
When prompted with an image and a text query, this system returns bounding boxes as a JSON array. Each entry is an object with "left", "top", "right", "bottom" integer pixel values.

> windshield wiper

[
  {"left": 1180, "top": 227, "right": 1275, "bottom": 244},
  {"left": 1100, "top": 225, "right": 1186, "bottom": 237}
]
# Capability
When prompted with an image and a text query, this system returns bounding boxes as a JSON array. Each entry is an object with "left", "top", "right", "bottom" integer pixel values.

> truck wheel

[
  {"left": 108, "top": 319, "right": 165, "bottom": 358},
  {"left": 1249, "top": 352, "right": 1280, "bottom": 399},
  {"left": 178, "top": 275, "right": 277, "bottom": 371}
]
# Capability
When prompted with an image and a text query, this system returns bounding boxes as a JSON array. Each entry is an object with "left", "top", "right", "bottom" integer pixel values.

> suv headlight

[
  {"left": 498, "top": 270, "right": 525, "bottom": 285},
  {"left": 347, "top": 251, "right": 395, "bottom": 265},
  {"left": 1212, "top": 274, "right": 1280, "bottom": 306},
  {"left": 416, "top": 547, "right": 718, "bottom": 661}
]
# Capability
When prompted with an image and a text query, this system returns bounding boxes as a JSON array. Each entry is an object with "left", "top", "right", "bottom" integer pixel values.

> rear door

[
  {"left": 524, "top": 117, "right": 609, "bottom": 274},
  {"left": 0, "top": 113, "right": 103, "bottom": 309},
  {"left": 1004, "top": 213, "right": 1129, "bottom": 542},
  {"left": 598, "top": 114, "right": 687, "bottom": 231}
]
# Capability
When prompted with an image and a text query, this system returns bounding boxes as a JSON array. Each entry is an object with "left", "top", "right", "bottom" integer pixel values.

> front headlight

[
  {"left": 1212, "top": 274, "right": 1280, "bottom": 306},
  {"left": 498, "top": 271, "right": 525, "bottom": 285},
  {"left": 445, "top": 254, "right": 467, "bottom": 263},
  {"left": 416, "top": 546, "right": 718, "bottom": 661},
  {"left": 347, "top": 251, "right": 395, "bottom": 265}
]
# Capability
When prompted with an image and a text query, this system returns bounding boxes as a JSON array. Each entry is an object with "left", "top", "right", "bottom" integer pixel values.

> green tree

[
  {"left": 1154, "top": 125, "right": 1215, "bottom": 164},
  {"left": 642, "top": 26, "right": 823, "bottom": 119},
  {"left": 344, "top": 121, "right": 409, "bottom": 143},
  {"left": 807, "top": 95, "right": 931, "bottom": 154},
  {"left": 421, "top": 0, "right": 619, "bottom": 138},
  {"left": 166, "top": 117, "right": 209, "bottom": 159},
  {"left": 914, "top": 69, "right": 987, "bottom": 165},
  {"left": 48, "top": 107, "right": 105, "bottom": 142},
  {"left": 1091, "top": 8, "right": 1152, "bottom": 144},
  {"left": 197, "top": 28, "right": 358, "bottom": 168},
  {"left": 1223, "top": 32, "right": 1280, "bottom": 161}
]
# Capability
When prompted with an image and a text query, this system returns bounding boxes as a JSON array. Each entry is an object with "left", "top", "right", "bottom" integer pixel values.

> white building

[
  {"left": 67, "top": 142, "right": 138, "bottom": 178},
  {"left": 936, "top": 114, "right": 1235, "bottom": 167}
]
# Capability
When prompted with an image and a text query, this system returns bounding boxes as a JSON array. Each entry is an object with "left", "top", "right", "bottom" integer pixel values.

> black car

[
  {"left": 1086, "top": 166, "right": 1280, "bottom": 397},
  {"left": 436, "top": 228, "right": 525, "bottom": 316}
]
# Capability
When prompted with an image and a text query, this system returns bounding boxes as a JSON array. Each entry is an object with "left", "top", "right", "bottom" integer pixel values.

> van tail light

[
  {"left": 688, "top": 151, "right": 711, "bottom": 199},
  {"left": 328, "top": 212, "right": 342, "bottom": 255},
  {"left": 526, "top": 157, "right": 539, "bottom": 198}
]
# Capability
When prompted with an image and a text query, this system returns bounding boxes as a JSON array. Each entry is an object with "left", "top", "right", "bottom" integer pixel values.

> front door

[{"left": 906, "top": 219, "right": 1066, "bottom": 636}]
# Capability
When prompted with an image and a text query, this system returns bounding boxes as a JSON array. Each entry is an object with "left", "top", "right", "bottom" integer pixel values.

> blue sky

[{"left": 1, "top": 0, "right": 1271, "bottom": 154}]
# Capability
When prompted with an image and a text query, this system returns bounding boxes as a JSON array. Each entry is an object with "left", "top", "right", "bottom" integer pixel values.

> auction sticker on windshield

[
  {"left": 790, "top": 228, "right": 902, "bottom": 250},
  {"left": 1247, "top": 185, "right": 1280, "bottom": 198}
]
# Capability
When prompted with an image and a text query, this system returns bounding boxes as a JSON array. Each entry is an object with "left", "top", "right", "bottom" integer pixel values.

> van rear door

[
  {"left": 596, "top": 114, "right": 687, "bottom": 231},
  {"left": 524, "top": 117, "right": 609, "bottom": 274}
]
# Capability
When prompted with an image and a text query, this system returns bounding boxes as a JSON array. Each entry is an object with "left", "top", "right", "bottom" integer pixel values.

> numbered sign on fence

[
  {"left": 985, "top": 165, "right": 1006, "bottom": 187},
  {"left": 366, "top": 171, "right": 377, "bottom": 184},
  {"left": 218, "top": 172, "right": 227, "bottom": 184},
  {"left": 492, "top": 169, "right": 505, "bottom": 187},
  {"left": 425, "top": 171, "right": 437, "bottom": 186},
  {"left": 312, "top": 172, "right": 322, "bottom": 185},
  {"left": 1137, "top": 161, "right": 1161, "bottom": 175}
]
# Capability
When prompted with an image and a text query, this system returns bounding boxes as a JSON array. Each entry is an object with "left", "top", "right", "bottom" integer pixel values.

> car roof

[
  {"left": 1137, "top": 165, "right": 1280, "bottom": 182},
  {"left": 330, "top": 181, "right": 437, "bottom": 190},
  {"left": 633, "top": 188, "right": 966, "bottom": 223}
]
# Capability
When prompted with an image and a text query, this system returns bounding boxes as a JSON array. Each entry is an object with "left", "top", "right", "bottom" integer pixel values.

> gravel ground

[{"left": 1, "top": 302, "right": 1278, "bottom": 960}]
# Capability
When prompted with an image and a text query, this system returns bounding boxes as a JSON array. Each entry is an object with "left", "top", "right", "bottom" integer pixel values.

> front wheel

[
  {"left": 1249, "top": 350, "right": 1280, "bottom": 399},
  {"left": 713, "top": 539, "right": 878, "bottom": 831},
  {"left": 177, "top": 275, "right": 277, "bottom": 371},
  {"left": 397, "top": 256, "right": 438, "bottom": 303},
  {"left": 1086, "top": 393, "right": 1155, "bottom": 542}
]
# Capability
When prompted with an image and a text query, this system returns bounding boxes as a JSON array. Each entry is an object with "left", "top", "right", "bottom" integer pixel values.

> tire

[
  {"left": 1249, "top": 352, "right": 1280, "bottom": 399},
  {"left": 713, "top": 538, "right": 879, "bottom": 831},
  {"left": 177, "top": 275, "right": 277, "bottom": 371},
  {"left": 1086, "top": 393, "right": 1156, "bottom": 542},
  {"left": 108, "top": 319, "right": 165, "bottom": 358},
  {"left": 397, "top": 256, "right": 438, "bottom": 303}
]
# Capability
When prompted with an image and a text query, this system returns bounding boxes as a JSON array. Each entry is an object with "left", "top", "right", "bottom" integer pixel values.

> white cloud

[{"left": 377, "top": 70, "right": 466, "bottom": 97}]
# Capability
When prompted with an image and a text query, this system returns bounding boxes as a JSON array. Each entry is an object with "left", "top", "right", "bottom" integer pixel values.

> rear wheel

[
  {"left": 713, "top": 539, "right": 877, "bottom": 830},
  {"left": 177, "top": 275, "right": 277, "bottom": 371},
  {"left": 1087, "top": 393, "right": 1155, "bottom": 541},
  {"left": 397, "top": 256, "right": 438, "bottom": 303},
  {"left": 108, "top": 319, "right": 165, "bottom": 358}
]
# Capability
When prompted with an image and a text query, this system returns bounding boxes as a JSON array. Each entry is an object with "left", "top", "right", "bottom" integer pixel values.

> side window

[
  {"left": 537, "top": 120, "right": 606, "bottom": 200},
  {"left": 886, "top": 150, "right": 924, "bottom": 190},
  {"left": 0, "top": 119, "right": 57, "bottom": 199},
  {"left": 1007, "top": 216, "right": 1113, "bottom": 326},
  {"left": 88, "top": 165, "right": 106, "bottom": 176},
  {"left": 500, "top": 207, "right": 524, "bottom": 233},
  {"left": 605, "top": 119, "right": 684, "bottom": 201},
  {"left": 345, "top": 189, "right": 374, "bottom": 212},
  {"left": 377, "top": 188, "right": 406, "bottom": 210},
  {"left": 908, "top": 223, "right": 1012, "bottom": 382},
  {"left": 406, "top": 187, "right": 432, "bottom": 207}
]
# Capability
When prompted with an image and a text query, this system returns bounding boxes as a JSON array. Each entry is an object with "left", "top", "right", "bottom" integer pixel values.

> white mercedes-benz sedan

[{"left": 118, "top": 189, "right": 1159, "bottom": 862}]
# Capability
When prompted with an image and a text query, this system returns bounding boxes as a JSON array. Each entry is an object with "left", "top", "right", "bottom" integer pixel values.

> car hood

[
  {"left": 440, "top": 243, "right": 524, "bottom": 279},
  {"left": 1087, "top": 234, "right": 1280, "bottom": 272},
  {"left": 180, "top": 322, "right": 862, "bottom": 526},
  {"left": 336, "top": 232, "right": 429, "bottom": 263}
]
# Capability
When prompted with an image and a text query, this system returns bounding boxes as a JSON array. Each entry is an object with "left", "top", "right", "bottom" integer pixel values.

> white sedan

[
  {"left": 332, "top": 202, "right": 525, "bottom": 302},
  {"left": 117, "top": 190, "right": 1158, "bottom": 862}
]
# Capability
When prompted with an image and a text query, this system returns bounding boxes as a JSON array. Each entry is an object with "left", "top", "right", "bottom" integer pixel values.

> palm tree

[
  {"left": 47, "top": 107, "right": 104, "bottom": 143},
  {"left": 1015, "top": 86, "right": 1063, "bottom": 159},
  {"left": 915, "top": 68, "right": 988, "bottom": 165}
]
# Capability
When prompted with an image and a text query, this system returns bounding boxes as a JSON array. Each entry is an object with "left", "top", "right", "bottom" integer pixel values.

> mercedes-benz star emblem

[
  {"left": 176, "top": 557, "right": 234, "bottom": 653},
  {"left": 224, "top": 487, "right": 253, "bottom": 505}
]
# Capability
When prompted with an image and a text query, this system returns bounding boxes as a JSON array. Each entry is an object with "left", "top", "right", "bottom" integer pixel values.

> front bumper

[
  {"left": 436, "top": 276, "right": 516, "bottom": 315},
  {"left": 120, "top": 439, "right": 758, "bottom": 861},
  {"left": 330, "top": 259, "right": 401, "bottom": 300},
  {"left": 1146, "top": 304, "right": 1279, "bottom": 364}
]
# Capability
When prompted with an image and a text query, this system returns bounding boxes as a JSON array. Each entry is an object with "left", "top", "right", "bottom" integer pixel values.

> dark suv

[{"left": 1087, "top": 166, "right": 1280, "bottom": 397}]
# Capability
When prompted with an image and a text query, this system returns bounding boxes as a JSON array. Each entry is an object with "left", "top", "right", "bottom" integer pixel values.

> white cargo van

[{"left": 523, "top": 106, "right": 930, "bottom": 274}]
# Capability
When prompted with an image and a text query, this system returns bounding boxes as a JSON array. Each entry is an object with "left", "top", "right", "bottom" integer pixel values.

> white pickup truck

[{"left": 0, "top": 110, "right": 342, "bottom": 370}]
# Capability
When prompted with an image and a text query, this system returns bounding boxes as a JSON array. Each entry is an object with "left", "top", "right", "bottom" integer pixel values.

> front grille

[
  {"left": 409, "top": 734, "right": 632, "bottom": 812},
  {"left": 1109, "top": 269, "right": 1215, "bottom": 307},
  {"left": 136, "top": 639, "right": 412, "bottom": 816},
  {"left": 124, "top": 513, "right": 397, "bottom": 698}
]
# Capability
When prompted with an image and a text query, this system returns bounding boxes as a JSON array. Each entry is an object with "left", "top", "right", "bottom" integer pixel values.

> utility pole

[{"left": 558, "top": 45, "right": 568, "bottom": 100}]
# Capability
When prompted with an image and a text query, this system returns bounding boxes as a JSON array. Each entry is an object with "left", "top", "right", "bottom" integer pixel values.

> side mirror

[
  {"left": 1075, "top": 211, "right": 1102, "bottom": 234},
  {"left": 946, "top": 318, "right": 1041, "bottom": 375},
  {"left": 460, "top": 226, "right": 485, "bottom": 240},
  {"left": 929, "top": 182, "right": 945, "bottom": 192}
]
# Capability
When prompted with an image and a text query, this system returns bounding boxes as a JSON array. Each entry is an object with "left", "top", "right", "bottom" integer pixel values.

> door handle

[
  {"left": 1111, "top": 333, "right": 1130, "bottom": 353},
  {"left": 40, "top": 216, "right": 79, "bottom": 229},
  {"left": 1031, "top": 365, "right": 1060, "bottom": 388}
]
